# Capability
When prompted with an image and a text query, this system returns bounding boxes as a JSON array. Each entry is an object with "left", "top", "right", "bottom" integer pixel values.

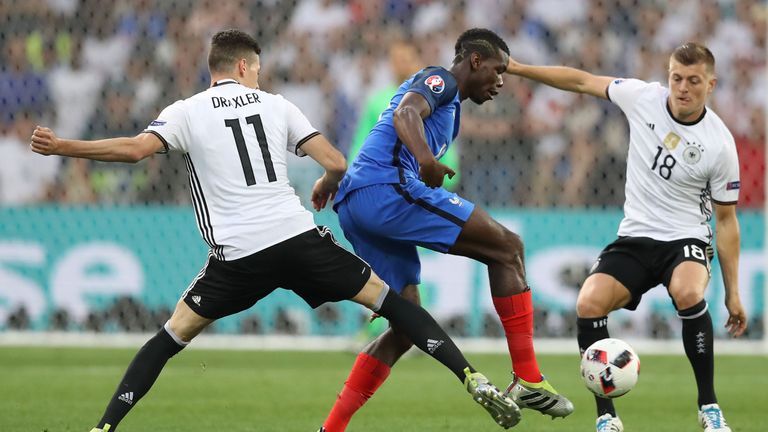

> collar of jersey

[
  {"left": 213, "top": 79, "right": 240, "bottom": 87},
  {"left": 666, "top": 99, "right": 707, "bottom": 126}
]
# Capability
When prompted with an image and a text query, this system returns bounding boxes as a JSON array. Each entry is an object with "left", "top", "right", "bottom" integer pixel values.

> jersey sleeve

[
  {"left": 143, "top": 101, "right": 190, "bottom": 153},
  {"left": 405, "top": 67, "right": 459, "bottom": 115},
  {"left": 606, "top": 78, "right": 654, "bottom": 114},
  {"left": 284, "top": 98, "right": 320, "bottom": 157},
  {"left": 710, "top": 134, "right": 740, "bottom": 205}
]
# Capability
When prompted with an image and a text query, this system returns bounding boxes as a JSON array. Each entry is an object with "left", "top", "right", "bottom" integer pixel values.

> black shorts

[
  {"left": 589, "top": 236, "right": 712, "bottom": 310},
  {"left": 182, "top": 226, "right": 372, "bottom": 320}
]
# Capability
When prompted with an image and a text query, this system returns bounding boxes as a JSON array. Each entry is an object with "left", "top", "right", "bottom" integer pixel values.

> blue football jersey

[{"left": 334, "top": 66, "right": 461, "bottom": 206}]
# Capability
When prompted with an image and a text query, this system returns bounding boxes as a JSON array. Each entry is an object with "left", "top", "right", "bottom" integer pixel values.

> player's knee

[
  {"left": 495, "top": 229, "right": 524, "bottom": 266},
  {"left": 576, "top": 292, "right": 610, "bottom": 318},
  {"left": 671, "top": 287, "right": 704, "bottom": 310},
  {"left": 353, "top": 271, "right": 388, "bottom": 309},
  {"left": 169, "top": 300, "right": 212, "bottom": 342},
  {"left": 505, "top": 230, "right": 524, "bottom": 254}
]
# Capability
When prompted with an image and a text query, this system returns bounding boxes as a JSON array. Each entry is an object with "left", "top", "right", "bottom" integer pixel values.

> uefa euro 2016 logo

[{"left": 425, "top": 75, "right": 445, "bottom": 94}]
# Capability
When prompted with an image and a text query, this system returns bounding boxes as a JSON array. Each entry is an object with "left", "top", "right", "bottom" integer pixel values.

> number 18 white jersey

[
  {"left": 145, "top": 79, "right": 319, "bottom": 260},
  {"left": 607, "top": 78, "right": 740, "bottom": 243}
]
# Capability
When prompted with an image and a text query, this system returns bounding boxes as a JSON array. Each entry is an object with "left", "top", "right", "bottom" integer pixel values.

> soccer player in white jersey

[
  {"left": 505, "top": 42, "right": 747, "bottom": 432},
  {"left": 30, "top": 29, "right": 521, "bottom": 431}
]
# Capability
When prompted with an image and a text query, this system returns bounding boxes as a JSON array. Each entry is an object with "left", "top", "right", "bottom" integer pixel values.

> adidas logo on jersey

[
  {"left": 427, "top": 338, "right": 444, "bottom": 353},
  {"left": 646, "top": 123, "right": 655, "bottom": 130},
  {"left": 118, "top": 391, "right": 134, "bottom": 405}
]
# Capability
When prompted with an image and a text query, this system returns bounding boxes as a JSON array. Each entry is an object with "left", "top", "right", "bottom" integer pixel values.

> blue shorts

[{"left": 335, "top": 180, "right": 475, "bottom": 293}]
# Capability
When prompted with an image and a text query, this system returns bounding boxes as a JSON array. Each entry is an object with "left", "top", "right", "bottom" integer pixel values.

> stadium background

[{"left": 0, "top": 0, "right": 765, "bottom": 354}]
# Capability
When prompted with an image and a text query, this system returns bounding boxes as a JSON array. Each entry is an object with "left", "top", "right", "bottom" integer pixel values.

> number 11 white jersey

[
  {"left": 607, "top": 78, "right": 740, "bottom": 243},
  {"left": 145, "top": 79, "right": 318, "bottom": 260}
]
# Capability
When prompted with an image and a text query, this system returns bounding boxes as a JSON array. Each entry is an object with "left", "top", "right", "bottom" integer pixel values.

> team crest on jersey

[
  {"left": 425, "top": 75, "right": 445, "bottom": 94},
  {"left": 683, "top": 145, "right": 702, "bottom": 164}
]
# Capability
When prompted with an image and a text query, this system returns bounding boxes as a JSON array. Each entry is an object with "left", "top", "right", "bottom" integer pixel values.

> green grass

[{"left": 0, "top": 347, "right": 764, "bottom": 432}]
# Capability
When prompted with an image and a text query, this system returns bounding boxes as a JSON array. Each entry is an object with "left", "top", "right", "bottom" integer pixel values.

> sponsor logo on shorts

[
  {"left": 191, "top": 295, "right": 201, "bottom": 306},
  {"left": 449, "top": 195, "right": 461, "bottom": 206},
  {"left": 589, "top": 258, "right": 601, "bottom": 273}
]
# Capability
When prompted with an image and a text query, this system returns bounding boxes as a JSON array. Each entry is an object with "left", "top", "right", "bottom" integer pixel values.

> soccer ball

[{"left": 580, "top": 338, "right": 640, "bottom": 398}]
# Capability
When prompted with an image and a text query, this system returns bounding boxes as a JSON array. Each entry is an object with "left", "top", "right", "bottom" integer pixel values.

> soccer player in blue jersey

[
  {"left": 318, "top": 28, "right": 574, "bottom": 432},
  {"left": 32, "top": 29, "right": 520, "bottom": 432}
]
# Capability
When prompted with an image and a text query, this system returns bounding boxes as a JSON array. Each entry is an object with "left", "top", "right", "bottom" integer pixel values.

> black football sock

[
  {"left": 374, "top": 288, "right": 474, "bottom": 382},
  {"left": 678, "top": 300, "right": 717, "bottom": 407},
  {"left": 577, "top": 316, "right": 616, "bottom": 417},
  {"left": 96, "top": 324, "right": 187, "bottom": 430}
]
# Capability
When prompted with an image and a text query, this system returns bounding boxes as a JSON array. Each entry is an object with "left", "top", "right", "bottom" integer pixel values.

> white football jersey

[
  {"left": 145, "top": 79, "right": 319, "bottom": 260},
  {"left": 607, "top": 78, "right": 740, "bottom": 242}
]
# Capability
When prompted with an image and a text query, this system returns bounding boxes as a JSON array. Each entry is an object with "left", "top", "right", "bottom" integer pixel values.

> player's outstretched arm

[
  {"left": 506, "top": 56, "right": 615, "bottom": 99},
  {"left": 393, "top": 92, "right": 455, "bottom": 188},
  {"left": 30, "top": 126, "right": 164, "bottom": 163},
  {"left": 714, "top": 203, "right": 747, "bottom": 337},
  {"left": 302, "top": 133, "right": 347, "bottom": 211}
]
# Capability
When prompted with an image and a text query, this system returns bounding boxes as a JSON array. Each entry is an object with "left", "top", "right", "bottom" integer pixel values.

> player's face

[
  {"left": 667, "top": 58, "right": 715, "bottom": 122},
  {"left": 467, "top": 49, "right": 507, "bottom": 104},
  {"left": 241, "top": 54, "right": 261, "bottom": 89}
]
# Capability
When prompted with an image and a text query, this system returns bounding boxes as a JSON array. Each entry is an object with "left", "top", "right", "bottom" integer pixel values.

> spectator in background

[
  {"left": 187, "top": 0, "right": 253, "bottom": 40},
  {"left": 0, "top": 112, "right": 60, "bottom": 205},
  {"left": 559, "top": 96, "right": 602, "bottom": 207},
  {"left": 49, "top": 36, "right": 104, "bottom": 139},
  {"left": 272, "top": 33, "right": 333, "bottom": 199},
  {"left": 80, "top": 80, "right": 149, "bottom": 204},
  {"left": 0, "top": 0, "right": 759, "bottom": 213},
  {"left": 524, "top": 84, "right": 575, "bottom": 206},
  {"left": 0, "top": 34, "right": 52, "bottom": 131},
  {"left": 734, "top": 106, "right": 766, "bottom": 208},
  {"left": 288, "top": 0, "right": 350, "bottom": 54},
  {"left": 124, "top": 45, "right": 162, "bottom": 117},
  {"left": 458, "top": 82, "right": 526, "bottom": 207},
  {"left": 79, "top": 2, "right": 135, "bottom": 80}
]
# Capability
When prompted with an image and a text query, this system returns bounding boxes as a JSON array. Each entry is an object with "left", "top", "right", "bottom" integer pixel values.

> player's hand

[
  {"left": 30, "top": 126, "right": 60, "bottom": 155},
  {"left": 419, "top": 158, "right": 455, "bottom": 188},
  {"left": 724, "top": 296, "right": 747, "bottom": 337},
  {"left": 311, "top": 174, "right": 338, "bottom": 211},
  {"left": 505, "top": 56, "right": 522, "bottom": 75}
]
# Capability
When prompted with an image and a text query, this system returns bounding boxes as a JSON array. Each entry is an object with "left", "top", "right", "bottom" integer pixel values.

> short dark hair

[
  {"left": 671, "top": 42, "right": 715, "bottom": 74},
  {"left": 208, "top": 29, "right": 261, "bottom": 73},
  {"left": 454, "top": 28, "right": 510, "bottom": 64}
]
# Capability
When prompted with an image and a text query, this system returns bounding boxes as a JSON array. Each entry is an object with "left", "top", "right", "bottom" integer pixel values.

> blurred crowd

[{"left": 1, "top": 0, "right": 765, "bottom": 208}]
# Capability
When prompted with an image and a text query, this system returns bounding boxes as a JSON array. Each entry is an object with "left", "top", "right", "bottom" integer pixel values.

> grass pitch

[{"left": 0, "top": 347, "right": 764, "bottom": 432}]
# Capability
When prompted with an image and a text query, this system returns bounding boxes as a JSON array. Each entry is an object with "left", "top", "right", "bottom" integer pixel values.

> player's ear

[
  {"left": 470, "top": 52, "right": 481, "bottom": 70},
  {"left": 707, "top": 76, "right": 717, "bottom": 94}
]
